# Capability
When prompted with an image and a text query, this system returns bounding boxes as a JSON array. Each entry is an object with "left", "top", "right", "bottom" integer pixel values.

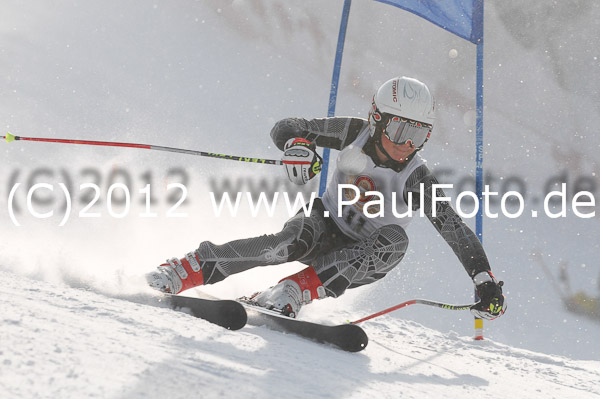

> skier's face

[{"left": 378, "top": 132, "right": 417, "bottom": 163}]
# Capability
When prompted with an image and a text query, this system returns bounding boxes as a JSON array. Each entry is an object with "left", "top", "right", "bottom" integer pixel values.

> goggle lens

[{"left": 383, "top": 116, "right": 431, "bottom": 148}]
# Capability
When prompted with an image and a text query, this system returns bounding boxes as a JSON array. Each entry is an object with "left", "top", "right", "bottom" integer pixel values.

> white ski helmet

[{"left": 368, "top": 76, "right": 435, "bottom": 150}]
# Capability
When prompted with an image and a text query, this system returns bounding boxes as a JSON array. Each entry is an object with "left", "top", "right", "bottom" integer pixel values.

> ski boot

[
  {"left": 145, "top": 253, "right": 204, "bottom": 294},
  {"left": 242, "top": 266, "right": 326, "bottom": 318}
]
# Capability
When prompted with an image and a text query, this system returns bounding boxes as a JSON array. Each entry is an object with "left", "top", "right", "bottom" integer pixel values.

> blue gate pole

[
  {"left": 474, "top": 0, "right": 485, "bottom": 340},
  {"left": 318, "top": 0, "right": 352, "bottom": 197},
  {"left": 475, "top": 43, "right": 484, "bottom": 243}
]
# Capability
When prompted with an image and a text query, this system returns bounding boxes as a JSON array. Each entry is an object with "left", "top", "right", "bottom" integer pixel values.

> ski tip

[
  {"left": 5, "top": 132, "right": 15, "bottom": 143},
  {"left": 332, "top": 324, "right": 369, "bottom": 352},
  {"left": 224, "top": 301, "right": 248, "bottom": 330},
  {"left": 165, "top": 294, "right": 248, "bottom": 331},
  {"left": 345, "top": 325, "right": 369, "bottom": 352}
]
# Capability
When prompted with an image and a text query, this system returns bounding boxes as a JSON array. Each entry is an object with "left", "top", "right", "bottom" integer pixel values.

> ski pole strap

[
  {"left": 2, "top": 133, "right": 283, "bottom": 165},
  {"left": 350, "top": 299, "right": 478, "bottom": 325}
]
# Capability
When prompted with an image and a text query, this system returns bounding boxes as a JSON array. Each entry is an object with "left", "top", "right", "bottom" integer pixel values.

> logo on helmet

[
  {"left": 392, "top": 79, "right": 398, "bottom": 102},
  {"left": 403, "top": 82, "right": 418, "bottom": 100}
]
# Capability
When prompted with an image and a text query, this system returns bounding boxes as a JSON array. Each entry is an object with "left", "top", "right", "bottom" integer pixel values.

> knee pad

[
  {"left": 314, "top": 224, "right": 409, "bottom": 297},
  {"left": 374, "top": 224, "right": 409, "bottom": 251}
]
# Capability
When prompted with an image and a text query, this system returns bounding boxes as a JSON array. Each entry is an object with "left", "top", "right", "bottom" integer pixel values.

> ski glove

[
  {"left": 282, "top": 137, "right": 323, "bottom": 185},
  {"left": 470, "top": 271, "right": 506, "bottom": 320}
]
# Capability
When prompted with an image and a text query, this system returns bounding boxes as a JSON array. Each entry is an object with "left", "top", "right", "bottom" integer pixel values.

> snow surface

[
  {"left": 1, "top": 0, "right": 600, "bottom": 397},
  {"left": 2, "top": 269, "right": 599, "bottom": 399}
]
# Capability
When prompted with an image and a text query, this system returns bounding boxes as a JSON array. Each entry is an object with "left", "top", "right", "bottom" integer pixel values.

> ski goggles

[
  {"left": 382, "top": 115, "right": 431, "bottom": 148},
  {"left": 370, "top": 108, "right": 432, "bottom": 149}
]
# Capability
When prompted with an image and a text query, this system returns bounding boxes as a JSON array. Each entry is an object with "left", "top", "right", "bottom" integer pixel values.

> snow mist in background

[{"left": 1, "top": 0, "right": 599, "bottom": 362}]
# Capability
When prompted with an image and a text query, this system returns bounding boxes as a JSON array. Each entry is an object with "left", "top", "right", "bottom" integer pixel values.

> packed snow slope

[
  {"left": 2, "top": 269, "right": 599, "bottom": 399},
  {"left": 1, "top": 1, "right": 600, "bottom": 397}
]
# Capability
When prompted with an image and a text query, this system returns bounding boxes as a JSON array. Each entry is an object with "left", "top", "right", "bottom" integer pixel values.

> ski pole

[
  {"left": 351, "top": 299, "right": 477, "bottom": 324},
  {"left": 2, "top": 132, "right": 283, "bottom": 166}
]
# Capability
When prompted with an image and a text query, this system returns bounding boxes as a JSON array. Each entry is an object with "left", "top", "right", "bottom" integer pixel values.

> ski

[
  {"left": 241, "top": 302, "right": 368, "bottom": 352},
  {"left": 161, "top": 294, "right": 247, "bottom": 331}
]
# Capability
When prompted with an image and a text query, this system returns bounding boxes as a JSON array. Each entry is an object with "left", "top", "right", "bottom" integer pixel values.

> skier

[{"left": 146, "top": 76, "right": 506, "bottom": 321}]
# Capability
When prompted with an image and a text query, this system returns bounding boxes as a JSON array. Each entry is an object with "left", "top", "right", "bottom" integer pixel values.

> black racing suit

[{"left": 193, "top": 117, "right": 491, "bottom": 298}]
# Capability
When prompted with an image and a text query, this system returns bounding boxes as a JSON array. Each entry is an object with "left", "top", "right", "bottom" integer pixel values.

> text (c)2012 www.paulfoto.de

[{"left": 334, "top": 183, "right": 596, "bottom": 220}]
